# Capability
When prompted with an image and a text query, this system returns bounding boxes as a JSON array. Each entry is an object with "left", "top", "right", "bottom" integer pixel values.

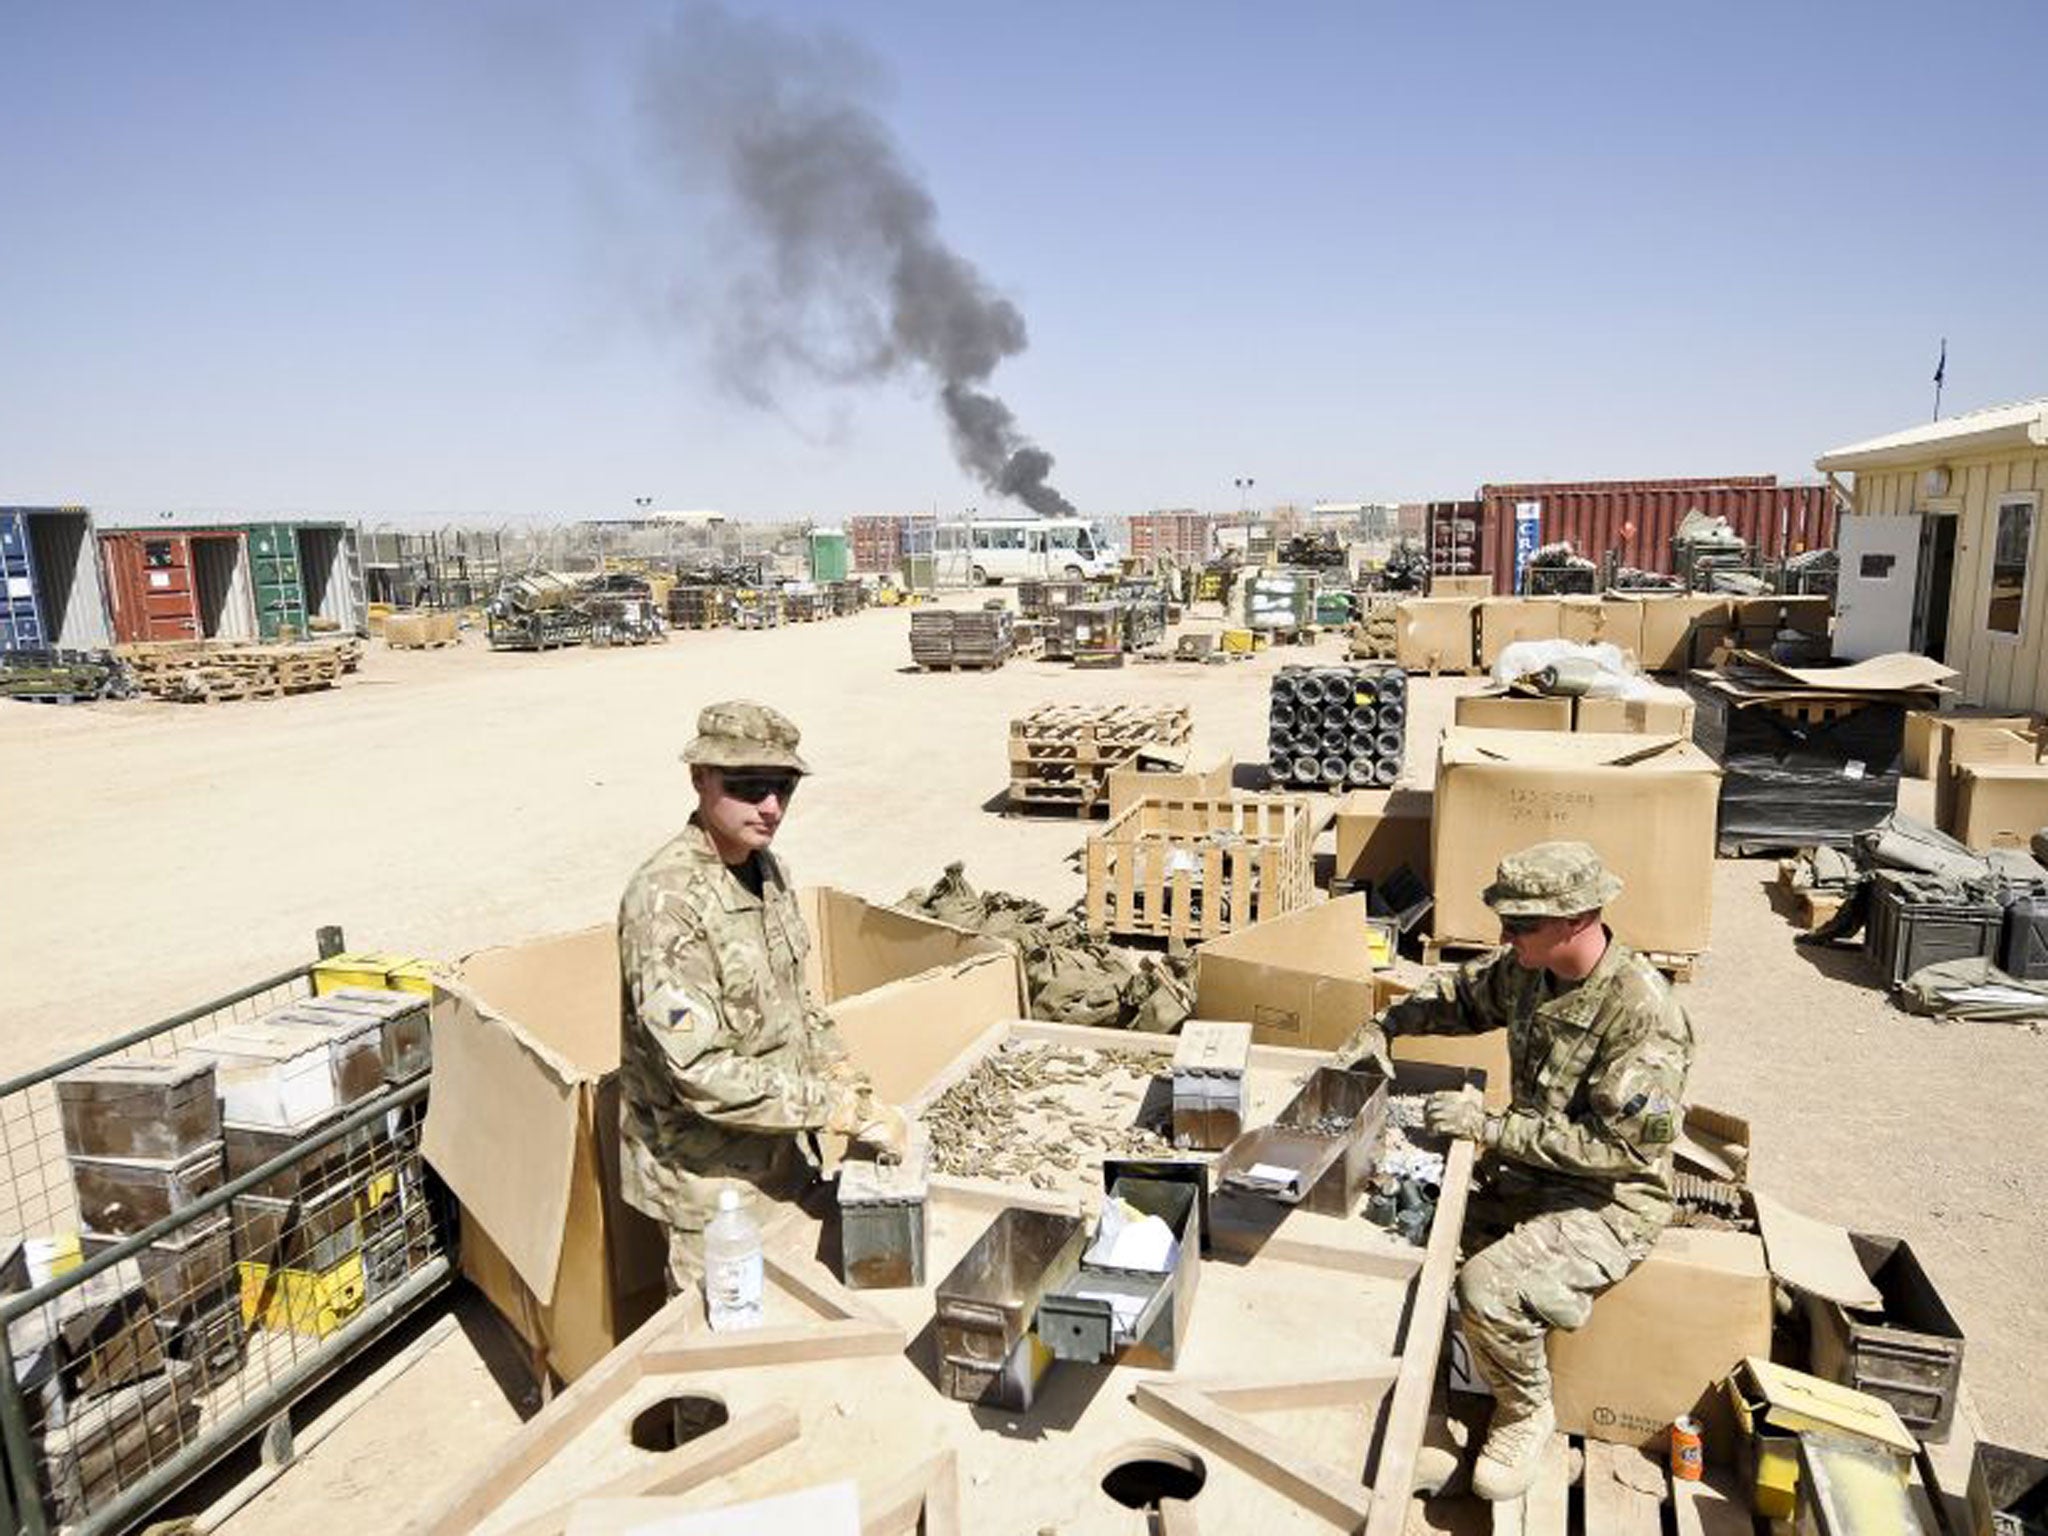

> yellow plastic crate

[
  {"left": 239, "top": 1252, "right": 366, "bottom": 1338},
  {"left": 1220, "top": 628, "right": 1256, "bottom": 654},
  {"left": 312, "top": 952, "right": 436, "bottom": 997}
]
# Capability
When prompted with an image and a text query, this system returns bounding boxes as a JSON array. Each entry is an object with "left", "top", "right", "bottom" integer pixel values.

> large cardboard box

[
  {"left": 1546, "top": 1226, "right": 1773, "bottom": 1452},
  {"left": 1193, "top": 896, "right": 1513, "bottom": 1107},
  {"left": 1573, "top": 686, "right": 1696, "bottom": 736},
  {"left": 1395, "top": 598, "right": 1478, "bottom": 674},
  {"left": 1431, "top": 574, "right": 1494, "bottom": 598},
  {"left": 1936, "top": 725, "right": 2042, "bottom": 833},
  {"left": 1915, "top": 710, "right": 2038, "bottom": 782},
  {"left": 1557, "top": 597, "right": 1645, "bottom": 660},
  {"left": 1635, "top": 595, "right": 1729, "bottom": 673},
  {"left": 1733, "top": 594, "right": 1833, "bottom": 638},
  {"left": 1105, "top": 753, "right": 1234, "bottom": 820},
  {"left": 422, "top": 889, "right": 1026, "bottom": 1382},
  {"left": 1954, "top": 762, "right": 2048, "bottom": 851},
  {"left": 1453, "top": 693, "right": 1573, "bottom": 732},
  {"left": 1432, "top": 728, "right": 1721, "bottom": 954},
  {"left": 1333, "top": 788, "right": 1434, "bottom": 887},
  {"left": 1476, "top": 598, "right": 1564, "bottom": 668}
]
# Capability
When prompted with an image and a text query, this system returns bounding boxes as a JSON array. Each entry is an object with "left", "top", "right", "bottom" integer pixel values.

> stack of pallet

[
  {"left": 908, "top": 608, "right": 1014, "bottom": 670},
  {"left": 1008, "top": 702, "right": 1193, "bottom": 816},
  {"left": 1349, "top": 595, "right": 1398, "bottom": 660},
  {"left": 666, "top": 585, "right": 728, "bottom": 629},
  {"left": 116, "top": 640, "right": 353, "bottom": 704}
]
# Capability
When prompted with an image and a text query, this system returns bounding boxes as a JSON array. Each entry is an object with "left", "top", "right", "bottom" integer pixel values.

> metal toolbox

[
  {"left": 177, "top": 1023, "right": 352, "bottom": 1129},
  {"left": 934, "top": 1207, "right": 1084, "bottom": 1411},
  {"left": 1804, "top": 1232, "right": 1965, "bottom": 1443},
  {"left": 67, "top": 1143, "right": 226, "bottom": 1247},
  {"left": 837, "top": 1146, "right": 928, "bottom": 1290},
  {"left": 54, "top": 1058, "right": 220, "bottom": 1162},
  {"left": 42, "top": 1259, "right": 166, "bottom": 1405},
  {"left": 1170, "top": 1022, "right": 1250, "bottom": 1151},
  {"left": 78, "top": 1228, "right": 244, "bottom": 1389},
  {"left": 36, "top": 1364, "right": 200, "bottom": 1527},
  {"left": 231, "top": 1182, "right": 364, "bottom": 1274},
  {"left": 1036, "top": 1160, "right": 1205, "bottom": 1369},
  {"left": 1213, "top": 1064, "right": 1390, "bottom": 1215},
  {"left": 222, "top": 1109, "right": 368, "bottom": 1201},
  {"left": 292, "top": 986, "right": 432, "bottom": 1082},
  {"left": 261, "top": 1009, "right": 389, "bottom": 1104}
]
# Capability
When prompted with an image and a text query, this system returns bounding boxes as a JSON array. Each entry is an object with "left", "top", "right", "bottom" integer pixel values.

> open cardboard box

[
  {"left": 1105, "top": 750, "right": 1234, "bottom": 820},
  {"left": 421, "top": 888, "right": 1026, "bottom": 1382},
  {"left": 1192, "top": 894, "right": 1512, "bottom": 1108},
  {"left": 1432, "top": 727, "right": 1720, "bottom": 954}
]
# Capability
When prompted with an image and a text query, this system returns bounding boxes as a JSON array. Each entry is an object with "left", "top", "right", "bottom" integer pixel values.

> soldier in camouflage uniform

[
  {"left": 1335, "top": 842, "right": 1692, "bottom": 1501},
  {"left": 618, "top": 701, "right": 909, "bottom": 1297}
]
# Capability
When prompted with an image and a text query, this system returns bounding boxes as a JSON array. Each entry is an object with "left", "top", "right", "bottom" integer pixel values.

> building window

[{"left": 1987, "top": 493, "right": 2037, "bottom": 638}]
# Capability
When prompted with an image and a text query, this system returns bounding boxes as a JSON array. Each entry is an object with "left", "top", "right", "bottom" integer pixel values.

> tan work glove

[
  {"left": 825, "top": 1084, "right": 910, "bottom": 1163},
  {"left": 1334, "top": 1018, "right": 1395, "bottom": 1079},
  {"left": 1422, "top": 1085, "right": 1494, "bottom": 1144}
]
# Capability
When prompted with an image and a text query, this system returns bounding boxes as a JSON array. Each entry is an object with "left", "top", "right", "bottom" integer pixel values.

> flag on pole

[{"left": 1934, "top": 338, "right": 1947, "bottom": 388}]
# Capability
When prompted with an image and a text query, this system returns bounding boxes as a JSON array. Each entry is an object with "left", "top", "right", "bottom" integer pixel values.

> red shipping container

[
  {"left": 1477, "top": 478, "right": 1835, "bottom": 595},
  {"left": 99, "top": 529, "right": 257, "bottom": 643}
]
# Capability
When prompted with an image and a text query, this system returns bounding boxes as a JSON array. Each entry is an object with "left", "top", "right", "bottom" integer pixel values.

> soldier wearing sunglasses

[
  {"left": 618, "top": 700, "right": 911, "bottom": 1298},
  {"left": 1335, "top": 841, "right": 1692, "bottom": 1501}
]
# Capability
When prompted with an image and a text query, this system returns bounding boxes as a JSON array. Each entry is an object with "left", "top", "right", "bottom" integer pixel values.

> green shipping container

[
  {"left": 809, "top": 530, "right": 849, "bottom": 583},
  {"left": 247, "top": 523, "right": 308, "bottom": 640}
]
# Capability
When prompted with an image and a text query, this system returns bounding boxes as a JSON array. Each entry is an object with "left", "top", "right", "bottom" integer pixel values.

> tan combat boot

[{"left": 1470, "top": 1399, "right": 1555, "bottom": 1502}]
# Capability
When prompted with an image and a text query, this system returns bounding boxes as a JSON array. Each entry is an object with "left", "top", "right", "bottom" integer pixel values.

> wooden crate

[{"left": 1085, "top": 795, "right": 1313, "bottom": 940}]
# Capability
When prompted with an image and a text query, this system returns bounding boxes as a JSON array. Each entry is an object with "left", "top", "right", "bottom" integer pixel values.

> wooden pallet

[
  {"left": 116, "top": 640, "right": 351, "bottom": 704},
  {"left": 1490, "top": 1435, "right": 1751, "bottom": 1536},
  {"left": 918, "top": 659, "right": 1006, "bottom": 672}
]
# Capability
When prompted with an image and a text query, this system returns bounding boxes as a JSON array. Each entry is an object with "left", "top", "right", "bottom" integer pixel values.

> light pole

[{"left": 1234, "top": 477, "right": 1255, "bottom": 558}]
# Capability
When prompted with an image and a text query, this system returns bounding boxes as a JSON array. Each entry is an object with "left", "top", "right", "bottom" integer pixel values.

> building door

[
  {"left": 1916, "top": 513, "right": 1958, "bottom": 662},
  {"left": 1832, "top": 513, "right": 1925, "bottom": 660}
]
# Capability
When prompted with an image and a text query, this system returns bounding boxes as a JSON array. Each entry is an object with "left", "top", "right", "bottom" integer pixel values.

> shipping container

[
  {"left": 1476, "top": 478, "right": 1836, "bottom": 594},
  {"left": 848, "top": 513, "right": 935, "bottom": 575},
  {"left": 1126, "top": 512, "right": 1214, "bottom": 563},
  {"left": 99, "top": 530, "right": 258, "bottom": 643},
  {"left": 0, "top": 506, "right": 113, "bottom": 651},
  {"left": 288, "top": 522, "right": 367, "bottom": 635},
  {"left": 808, "top": 529, "right": 850, "bottom": 583}
]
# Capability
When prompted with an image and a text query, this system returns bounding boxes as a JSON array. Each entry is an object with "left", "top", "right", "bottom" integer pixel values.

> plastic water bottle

[{"left": 703, "top": 1188, "right": 763, "bottom": 1332}]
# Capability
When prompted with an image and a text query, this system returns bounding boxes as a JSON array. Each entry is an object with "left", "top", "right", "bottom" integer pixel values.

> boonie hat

[
  {"left": 1482, "top": 840, "right": 1622, "bottom": 918},
  {"left": 681, "top": 700, "right": 809, "bottom": 773}
]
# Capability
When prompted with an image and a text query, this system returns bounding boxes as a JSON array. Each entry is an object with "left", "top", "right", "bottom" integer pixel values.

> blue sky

[{"left": 3, "top": 2, "right": 2043, "bottom": 524}]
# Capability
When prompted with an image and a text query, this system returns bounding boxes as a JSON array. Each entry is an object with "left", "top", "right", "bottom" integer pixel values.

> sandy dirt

[{"left": 0, "top": 598, "right": 2041, "bottom": 1530}]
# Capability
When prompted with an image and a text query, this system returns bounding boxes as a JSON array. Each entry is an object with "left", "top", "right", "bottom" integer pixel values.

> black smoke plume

[{"left": 639, "top": 3, "right": 1074, "bottom": 516}]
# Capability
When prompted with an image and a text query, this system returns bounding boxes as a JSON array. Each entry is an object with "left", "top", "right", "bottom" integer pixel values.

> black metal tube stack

[{"left": 1268, "top": 665, "right": 1406, "bottom": 790}]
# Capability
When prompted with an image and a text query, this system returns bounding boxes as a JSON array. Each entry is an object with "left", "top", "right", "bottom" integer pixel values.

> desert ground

[{"left": 1, "top": 596, "right": 2040, "bottom": 1530}]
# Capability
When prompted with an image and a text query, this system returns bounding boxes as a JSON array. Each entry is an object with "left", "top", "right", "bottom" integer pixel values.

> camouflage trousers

[
  {"left": 1457, "top": 1161, "right": 1662, "bottom": 1415},
  {"left": 652, "top": 1139, "right": 815, "bottom": 1301}
]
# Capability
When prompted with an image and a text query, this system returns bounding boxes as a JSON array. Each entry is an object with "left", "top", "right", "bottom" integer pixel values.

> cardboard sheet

[{"left": 1752, "top": 1190, "right": 1884, "bottom": 1310}]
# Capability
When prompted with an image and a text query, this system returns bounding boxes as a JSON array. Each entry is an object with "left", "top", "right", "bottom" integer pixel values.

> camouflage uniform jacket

[
  {"left": 1380, "top": 935, "right": 1692, "bottom": 1229},
  {"left": 617, "top": 819, "right": 851, "bottom": 1233}
]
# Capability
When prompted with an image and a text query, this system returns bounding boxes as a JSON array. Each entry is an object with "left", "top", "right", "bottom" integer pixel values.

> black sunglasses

[
  {"left": 1498, "top": 914, "right": 1548, "bottom": 937},
  {"left": 720, "top": 771, "right": 800, "bottom": 805}
]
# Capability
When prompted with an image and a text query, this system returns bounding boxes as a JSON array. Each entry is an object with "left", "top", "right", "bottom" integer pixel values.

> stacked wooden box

[
  {"left": 1007, "top": 703, "right": 1193, "bottom": 816},
  {"left": 1084, "top": 794, "right": 1314, "bottom": 939},
  {"left": 909, "top": 609, "right": 1014, "bottom": 670}
]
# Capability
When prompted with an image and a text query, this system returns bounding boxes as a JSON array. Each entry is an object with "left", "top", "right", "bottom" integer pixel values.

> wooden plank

[
  {"left": 1524, "top": 1435, "right": 1570, "bottom": 1536},
  {"left": 1669, "top": 1464, "right": 1752, "bottom": 1536},
  {"left": 495, "top": 1403, "right": 803, "bottom": 1536},
  {"left": 1137, "top": 1378, "right": 1377, "bottom": 1529},
  {"left": 1582, "top": 1439, "right": 1663, "bottom": 1536},
  {"left": 637, "top": 1316, "right": 905, "bottom": 1375},
  {"left": 859, "top": 1451, "right": 959, "bottom": 1536},
  {"left": 1361, "top": 1133, "right": 1475, "bottom": 1536},
  {"left": 404, "top": 1298, "right": 677, "bottom": 1535}
]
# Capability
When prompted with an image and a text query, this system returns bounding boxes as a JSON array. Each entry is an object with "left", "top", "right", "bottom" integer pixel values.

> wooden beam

[
  {"left": 1582, "top": 1439, "right": 1662, "bottom": 1536},
  {"left": 1669, "top": 1463, "right": 1757, "bottom": 1536},
  {"left": 1200, "top": 1366, "right": 1400, "bottom": 1415},
  {"left": 1361, "top": 1135, "right": 1475, "bottom": 1536},
  {"left": 495, "top": 1403, "right": 802, "bottom": 1536},
  {"left": 638, "top": 1317, "right": 904, "bottom": 1375},
  {"left": 1494, "top": 1435, "right": 1570, "bottom": 1536},
  {"left": 859, "top": 1451, "right": 960, "bottom": 1536},
  {"left": 402, "top": 1297, "right": 687, "bottom": 1535},
  {"left": 1137, "top": 1378, "right": 1377, "bottom": 1529}
]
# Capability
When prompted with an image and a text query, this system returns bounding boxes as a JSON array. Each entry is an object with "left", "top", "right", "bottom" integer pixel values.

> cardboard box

[
  {"left": 1733, "top": 595, "right": 1833, "bottom": 638},
  {"left": 1105, "top": 753, "right": 1234, "bottom": 821},
  {"left": 1918, "top": 710, "right": 2039, "bottom": 782},
  {"left": 1953, "top": 762, "right": 2048, "bottom": 850},
  {"left": 1192, "top": 895, "right": 1393, "bottom": 1055},
  {"left": 1557, "top": 597, "right": 1645, "bottom": 660},
  {"left": 1572, "top": 687, "right": 1696, "bottom": 736},
  {"left": 1635, "top": 595, "right": 1728, "bottom": 673},
  {"left": 1546, "top": 1226, "right": 1773, "bottom": 1454},
  {"left": 1430, "top": 574, "right": 1494, "bottom": 599},
  {"left": 1937, "top": 726, "right": 2042, "bottom": 833},
  {"left": 1395, "top": 598, "right": 1477, "bottom": 674},
  {"left": 1453, "top": 693, "right": 1574, "bottom": 732},
  {"left": 422, "top": 888, "right": 1026, "bottom": 1382},
  {"left": 1333, "top": 788, "right": 1433, "bottom": 887},
  {"left": 1475, "top": 598, "right": 1564, "bottom": 668},
  {"left": 1432, "top": 728, "right": 1721, "bottom": 954}
]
